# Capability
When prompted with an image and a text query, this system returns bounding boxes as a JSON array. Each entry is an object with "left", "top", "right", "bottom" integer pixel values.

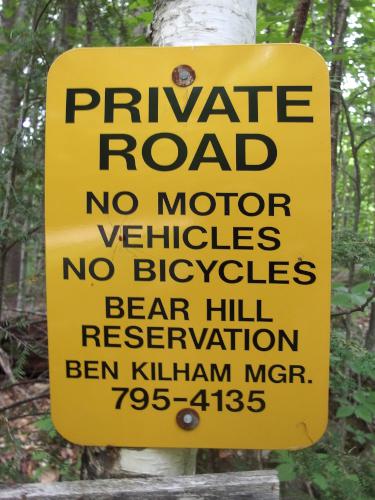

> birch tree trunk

[
  {"left": 81, "top": 0, "right": 258, "bottom": 479},
  {"left": 152, "top": 0, "right": 257, "bottom": 46},
  {"left": 113, "top": 0, "right": 258, "bottom": 478}
]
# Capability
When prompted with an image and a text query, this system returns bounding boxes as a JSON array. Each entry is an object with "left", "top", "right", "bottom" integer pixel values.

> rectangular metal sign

[{"left": 45, "top": 45, "right": 331, "bottom": 448}]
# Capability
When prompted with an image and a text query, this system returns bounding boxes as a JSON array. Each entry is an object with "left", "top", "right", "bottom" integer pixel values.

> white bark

[
  {"left": 119, "top": 448, "right": 197, "bottom": 476},
  {"left": 152, "top": 0, "right": 257, "bottom": 46},
  {"left": 118, "top": 0, "right": 257, "bottom": 477}
]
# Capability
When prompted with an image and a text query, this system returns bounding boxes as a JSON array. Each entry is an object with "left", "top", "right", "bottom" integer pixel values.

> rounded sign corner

[
  {"left": 50, "top": 409, "right": 86, "bottom": 446},
  {"left": 289, "top": 43, "right": 329, "bottom": 75},
  {"left": 47, "top": 47, "right": 88, "bottom": 80},
  {"left": 294, "top": 417, "right": 329, "bottom": 451}
]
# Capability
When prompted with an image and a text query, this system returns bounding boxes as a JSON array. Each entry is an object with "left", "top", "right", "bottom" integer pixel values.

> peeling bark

[{"left": 152, "top": 0, "right": 257, "bottom": 46}]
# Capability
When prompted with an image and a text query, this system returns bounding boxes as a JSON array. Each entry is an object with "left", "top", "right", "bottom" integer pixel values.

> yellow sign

[{"left": 45, "top": 45, "right": 331, "bottom": 449}]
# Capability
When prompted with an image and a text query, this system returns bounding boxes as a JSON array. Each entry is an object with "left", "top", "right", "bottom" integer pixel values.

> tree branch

[
  {"left": 0, "top": 390, "right": 49, "bottom": 413},
  {"left": 348, "top": 83, "right": 375, "bottom": 104},
  {"left": 6, "top": 411, "right": 47, "bottom": 422},
  {"left": 291, "top": 0, "right": 312, "bottom": 43},
  {"left": 34, "top": 0, "right": 55, "bottom": 32},
  {"left": 3, "top": 225, "right": 42, "bottom": 256},
  {"left": 286, "top": 3, "right": 299, "bottom": 39},
  {"left": 355, "top": 134, "right": 375, "bottom": 153},
  {"left": 341, "top": 95, "right": 361, "bottom": 234},
  {"left": 0, "top": 379, "right": 48, "bottom": 391},
  {"left": 331, "top": 290, "right": 375, "bottom": 317},
  {"left": 330, "top": 0, "right": 350, "bottom": 215}
]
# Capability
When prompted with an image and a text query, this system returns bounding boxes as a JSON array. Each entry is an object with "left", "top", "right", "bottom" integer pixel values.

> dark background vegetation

[{"left": 0, "top": 0, "right": 374, "bottom": 498}]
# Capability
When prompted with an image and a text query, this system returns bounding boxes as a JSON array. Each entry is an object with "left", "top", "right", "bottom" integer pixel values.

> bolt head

[
  {"left": 176, "top": 408, "right": 200, "bottom": 430},
  {"left": 172, "top": 65, "right": 196, "bottom": 87},
  {"left": 183, "top": 414, "right": 193, "bottom": 424}
]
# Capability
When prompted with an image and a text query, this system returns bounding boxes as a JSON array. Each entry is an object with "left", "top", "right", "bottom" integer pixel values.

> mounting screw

[
  {"left": 176, "top": 408, "right": 200, "bottom": 430},
  {"left": 172, "top": 65, "right": 196, "bottom": 87}
]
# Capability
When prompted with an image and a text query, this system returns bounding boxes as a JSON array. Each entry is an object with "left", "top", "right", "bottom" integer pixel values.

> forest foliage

[{"left": 0, "top": 0, "right": 374, "bottom": 498}]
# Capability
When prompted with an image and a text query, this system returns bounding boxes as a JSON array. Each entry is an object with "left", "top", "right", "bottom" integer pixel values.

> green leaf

[
  {"left": 354, "top": 391, "right": 375, "bottom": 410},
  {"left": 336, "top": 405, "right": 355, "bottom": 418},
  {"left": 31, "top": 450, "right": 50, "bottom": 462},
  {"left": 354, "top": 406, "right": 374, "bottom": 423},
  {"left": 35, "top": 415, "right": 57, "bottom": 438},
  {"left": 332, "top": 283, "right": 347, "bottom": 292},
  {"left": 277, "top": 463, "right": 296, "bottom": 481},
  {"left": 312, "top": 473, "right": 328, "bottom": 490},
  {"left": 353, "top": 431, "right": 367, "bottom": 445},
  {"left": 354, "top": 391, "right": 367, "bottom": 404},
  {"left": 137, "top": 12, "right": 153, "bottom": 23},
  {"left": 350, "top": 293, "right": 366, "bottom": 305},
  {"left": 351, "top": 281, "right": 370, "bottom": 294},
  {"left": 332, "top": 292, "right": 352, "bottom": 307}
]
